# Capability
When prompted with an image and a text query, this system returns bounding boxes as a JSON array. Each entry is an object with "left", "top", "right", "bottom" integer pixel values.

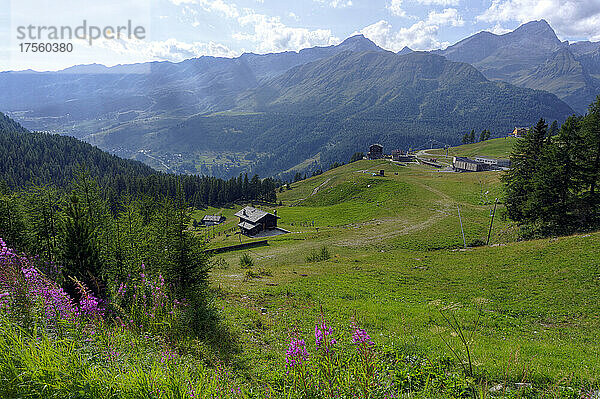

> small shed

[
  {"left": 201, "top": 215, "right": 226, "bottom": 226},
  {"left": 367, "top": 144, "right": 384, "bottom": 160},
  {"left": 235, "top": 206, "right": 280, "bottom": 237}
]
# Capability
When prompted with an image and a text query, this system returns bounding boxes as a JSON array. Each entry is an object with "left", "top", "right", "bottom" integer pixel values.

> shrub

[
  {"left": 306, "top": 246, "right": 331, "bottom": 263},
  {"left": 282, "top": 312, "right": 473, "bottom": 398},
  {"left": 212, "top": 257, "right": 229, "bottom": 270},
  {"left": 239, "top": 253, "right": 255, "bottom": 269},
  {"left": 244, "top": 268, "right": 272, "bottom": 281}
]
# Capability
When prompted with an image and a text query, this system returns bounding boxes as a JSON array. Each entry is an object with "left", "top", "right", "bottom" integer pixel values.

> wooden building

[
  {"left": 367, "top": 144, "right": 384, "bottom": 160},
  {"left": 235, "top": 206, "right": 279, "bottom": 236},
  {"left": 453, "top": 157, "right": 486, "bottom": 172},
  {"left": 201, "top": 215, "right": 226, "bottom": 227}
]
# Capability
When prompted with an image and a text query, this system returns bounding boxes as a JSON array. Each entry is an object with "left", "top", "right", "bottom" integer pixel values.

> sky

[{"left": 1, "top": 0, "right": 600, "bottom": 71}]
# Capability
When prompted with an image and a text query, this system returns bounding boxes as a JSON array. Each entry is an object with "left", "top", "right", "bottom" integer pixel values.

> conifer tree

[{"left": 503, "top": 118, "right": 548, "bottom": 223}]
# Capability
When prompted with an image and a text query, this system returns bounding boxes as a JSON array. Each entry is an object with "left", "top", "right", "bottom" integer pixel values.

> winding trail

[{"left": 292, "top": 178, "right": 332, "bottom": 206}]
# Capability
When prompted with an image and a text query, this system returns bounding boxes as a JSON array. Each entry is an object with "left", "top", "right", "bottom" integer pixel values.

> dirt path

[{"left": 292, "top": 178, "right": 332, "bottom": 206}]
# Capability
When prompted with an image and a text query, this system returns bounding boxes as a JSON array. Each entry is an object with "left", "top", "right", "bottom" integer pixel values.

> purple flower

[
  {"left": 315, "top": 319, "right": 336, "bottom": 352},
  {"left": 352, "top": 323, "right": 374, "bottom": 347},
  {"left": 285, "top": 338, "right": 309, "bottom": 372}
]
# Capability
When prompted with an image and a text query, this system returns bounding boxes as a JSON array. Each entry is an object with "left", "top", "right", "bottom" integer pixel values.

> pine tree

[
  {"left": 503, "top": 118, "right": 548, "bottom": 223},
  {"left": 61, "top": 194, "right": 103, "bottom": 296}
]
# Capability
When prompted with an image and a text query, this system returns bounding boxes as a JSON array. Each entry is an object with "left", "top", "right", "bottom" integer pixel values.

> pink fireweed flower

[
  {"left": 285, "top": 338, "right": 309, "bottom": 373},
  {"left": 315, "top": 320, "right": 337, "bottom": 352},
  {"left": 352, "top": 323, "right": 374, "bottom": 347},
  {"left": 117, "top": 282, "right": 127, "bottom": 297}
]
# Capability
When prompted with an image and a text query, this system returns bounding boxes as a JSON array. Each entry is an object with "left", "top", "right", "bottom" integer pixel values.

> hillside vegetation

[
  {"left": 2, "top": 150, "right": 600, "bottom": 397},
  {"left": 200, "top": 160, "right": 599, "bottom": 391},
  {"left": 428, "top": 137, "right": 518, "bottom": 158}
]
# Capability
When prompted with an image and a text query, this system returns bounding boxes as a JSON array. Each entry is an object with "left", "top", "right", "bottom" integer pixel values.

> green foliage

[
  {"left": 306, "top": 246, "right": 331, "bottom": 263},
  {"left": 503, "top": 96, "right": 600, "bottom": 236},
  {"left": 0, "top": 114, "right": 278, "bottom": 208},
  {"left": 239, "top": 253, "right": 255, "bottom": 269},
  {"left": 479, "top": 129, "right": 491, "bottom": 142},
  {"left": 61, "top": 193, "right": 104, "bottom": 296},
  {"left": 349, "top": 152, "right": 364, "bottom": 163}
]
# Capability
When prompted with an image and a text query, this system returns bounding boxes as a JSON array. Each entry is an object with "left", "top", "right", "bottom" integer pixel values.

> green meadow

[{"left": 201, "top": 155, "right": 600, "bottom": 390}]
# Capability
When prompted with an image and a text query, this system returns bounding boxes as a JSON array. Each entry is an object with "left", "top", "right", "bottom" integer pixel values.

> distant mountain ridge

[
  {"left": 150, "top": 51, "right": 572, "bottom": 178},
  {"left": 0, "top": 21, "right": 593, "bottom": 178},
  {"left": 436, "top": 19, "right": 600, "bottom": 112}
]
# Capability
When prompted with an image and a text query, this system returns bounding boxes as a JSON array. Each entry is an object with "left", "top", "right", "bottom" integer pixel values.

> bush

[
  {"left": 239, "top": 253, "right": 255, "bottom": 269},
  {"left": 212, "top": 257, "right": 229, "bottom": 270},
  {"left": 306, "top": 246, "right": 331, "bottom": 263},
  {"left": 244, "top": 268, "right": 272, "bottom": 281}
]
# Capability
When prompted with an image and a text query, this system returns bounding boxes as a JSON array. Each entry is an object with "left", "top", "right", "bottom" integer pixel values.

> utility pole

[
  {"left": 457, "top": 205, "right": 466, "bottom": 248},
  {"left": 487, "top": 198, "right": 499, "bottom": 245}
]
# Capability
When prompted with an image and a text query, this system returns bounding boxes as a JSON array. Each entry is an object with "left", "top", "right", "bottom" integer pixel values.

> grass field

[
  {"left": 199, "top": 157, "right": 600, "bottom": 390},
  {"left": 427, "top": 137, "right": 519, "bottom": 159}
]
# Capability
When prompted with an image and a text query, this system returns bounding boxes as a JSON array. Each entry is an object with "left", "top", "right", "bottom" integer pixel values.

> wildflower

[
  {"left": 352, "top": 323, "right": 374, "bottom": 347},
  {"left": 315, "top": 319, "right": 336, "bottom": 352},
  {"left": 117, "top": 282, "right": 127, "bottom": 297},
  {"left": 285, "top": 338, "right": 309, "bottom": 372}
]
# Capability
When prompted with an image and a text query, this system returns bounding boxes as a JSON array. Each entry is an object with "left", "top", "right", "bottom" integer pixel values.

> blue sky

[{"left": 2, "top": 0, "right": 600, "bottom": 71}]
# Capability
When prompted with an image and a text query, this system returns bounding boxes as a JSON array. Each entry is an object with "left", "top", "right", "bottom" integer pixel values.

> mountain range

[
  {"left": 436, "top": 20, "right": 600, "bottom": 113},
  {"left": 0, "top": 20, "right": 597, "bottom": 178}
]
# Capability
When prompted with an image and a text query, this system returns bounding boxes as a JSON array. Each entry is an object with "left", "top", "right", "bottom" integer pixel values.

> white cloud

[
  {"left": 427, "top": 8, "right": 464, "bottom": 27},
  {"left": 234, "top": 13, "right": 340, "bottom": 52},
  {"left": 488, "top": 23, "right": 511, "bottom": 35},
  {"left": 359, "top": 8, "right": 464, "bottom": 51},
  {"left": 314, "top": 0, "right": 353, "bottom": 7},
  {"left": 387, "top": 0, "right": 407, "bottom": 17},
  {"left": 170, "top": 0, "right": 240, "bottom": 18},
  {"left": 414, "top": 0, "right": 459, "bottom": 5},
  {"left": 477, "top": 0, "right": 600, "bottom": 41},
  {"left": 93, "top": 37, "right": 240, "bottom": 62}
]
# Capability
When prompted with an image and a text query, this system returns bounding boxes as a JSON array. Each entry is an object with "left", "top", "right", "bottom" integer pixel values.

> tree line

[
  {"left": 0, "top": 119, "right": 279, "bottom": 208},
  {"left": 0, "top": 171, "right": 217, "bottom": 325},
  {"left": 503, "top": 96, "right": 600, "bottom": 237}
]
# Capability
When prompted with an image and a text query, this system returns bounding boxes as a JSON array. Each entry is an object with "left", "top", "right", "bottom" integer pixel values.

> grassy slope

[
  {"left": 203, "top": 158, "right": 600, "bottom": 387},
  {"left": 428, "top": 137, "right": 518, "bottom": 159}
]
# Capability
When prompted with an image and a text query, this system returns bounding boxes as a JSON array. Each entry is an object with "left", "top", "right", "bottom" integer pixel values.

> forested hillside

[{"left": 0, "top": 113, "right": 278, "bottom": 207}]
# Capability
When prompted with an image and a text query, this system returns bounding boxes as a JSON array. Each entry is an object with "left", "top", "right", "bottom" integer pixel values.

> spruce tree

[
  {"left": 580, "top": 96, "right": 600, "bottom": 198},
  {"left": 503, "top": 118, "right": 548, "bottom": 223},
  {"left": 61, "top": 194, "right": 103, "bottom": 296}
]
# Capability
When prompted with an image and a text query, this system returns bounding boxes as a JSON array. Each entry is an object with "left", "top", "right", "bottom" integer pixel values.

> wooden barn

[
  {"left": 235, "top": 206, "right": 279, "bottom": 237},
  {"left": 201, "top": 215, "right": 226, "bottom": 226}
]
